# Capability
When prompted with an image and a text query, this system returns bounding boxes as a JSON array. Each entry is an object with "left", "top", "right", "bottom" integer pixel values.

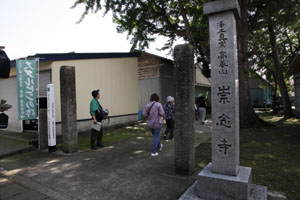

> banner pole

[{"left": 37, "top": 57, "right": 40, "bottom": 150}]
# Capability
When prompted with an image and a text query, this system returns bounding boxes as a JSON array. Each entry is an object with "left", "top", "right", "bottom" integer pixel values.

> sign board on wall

[
  {"left": 47, "top": 84, "right": 56, "bottom": 147},
  {"left": 16, "top": 60, "right": 38, "bottom": 120}
]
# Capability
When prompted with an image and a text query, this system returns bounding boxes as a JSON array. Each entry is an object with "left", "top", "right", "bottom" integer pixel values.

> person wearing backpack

[
  {"left": 90, "top": 89, "right": 105, "bottom": 150},
  {"left": 143, "top": 93, "right": 165, "bottom": 156}
]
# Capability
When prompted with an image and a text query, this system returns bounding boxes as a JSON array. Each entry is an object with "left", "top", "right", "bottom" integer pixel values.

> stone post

[
  {"left": 174, "top": 44, "right": 195, "bottom": 175},
  {"left": 39, "top": 108, "right": 48, "bottom": 149},
  {"left": 60, "top": 66, "right": 78, "bottom": 153},
  {"left": 196, "top": 0, "right": 252, "bottom": 199},
  {"left": 206, "top": 0, "right": 241, "bottom": 176}
]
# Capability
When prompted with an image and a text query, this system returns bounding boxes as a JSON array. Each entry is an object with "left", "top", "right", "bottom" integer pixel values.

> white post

[{"left": 47, "top": 84, "right": 56, "bottom": 152}]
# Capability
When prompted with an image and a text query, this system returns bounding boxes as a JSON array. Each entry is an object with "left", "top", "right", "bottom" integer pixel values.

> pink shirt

[{"left": 143, "top": 101, "right": 165, "bottom": 128}]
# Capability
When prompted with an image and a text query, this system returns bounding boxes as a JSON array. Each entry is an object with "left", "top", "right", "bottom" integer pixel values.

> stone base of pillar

[
  {"left": 179, "top": 163, "right": 267, "bottom": 200},
  {"left": 196, "top": 162, "right": 251, "bottom": 199}
]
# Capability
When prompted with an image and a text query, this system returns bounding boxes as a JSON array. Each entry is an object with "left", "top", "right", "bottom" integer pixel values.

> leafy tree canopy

[
  {"left": 72, "top": 0, "right": 211, "bottom": 77},
  {"left": 72, "top": 0, "right": 300, "bottom": 80},
  {"left": 248, "top": 0, "right": 300, "bottom": 81}
]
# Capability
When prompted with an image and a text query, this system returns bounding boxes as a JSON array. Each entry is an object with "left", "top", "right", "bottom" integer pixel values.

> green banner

[{"left": 16, "top": 60, "right": 38, "bottom": 120}]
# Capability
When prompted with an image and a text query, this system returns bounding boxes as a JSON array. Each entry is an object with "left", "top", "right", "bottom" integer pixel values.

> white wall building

[{"left": 0, "top": 52, "right": 140, "bottom": 133}]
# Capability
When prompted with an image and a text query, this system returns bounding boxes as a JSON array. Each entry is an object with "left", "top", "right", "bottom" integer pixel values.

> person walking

[
  {"left": 195, "top": 93, "right": 207, "bottom": 124},
  {"left": 90, "top": 89, "right": 105, "bottom": 150},
  {"left": 143, "top": 93, "right": 165, "bottom": 156},
  {"left": 163, "top": 96, "right": 175, "bottom": 141}
]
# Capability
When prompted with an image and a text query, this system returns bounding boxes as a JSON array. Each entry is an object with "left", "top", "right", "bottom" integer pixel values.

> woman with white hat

[{"left": 163, "top": 96, "right": 175, "bottom": 141}]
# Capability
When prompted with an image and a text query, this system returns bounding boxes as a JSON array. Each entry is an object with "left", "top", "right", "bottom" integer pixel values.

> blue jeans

[{"left": 150, "top": 124, "right": 162, "bottom": 153}]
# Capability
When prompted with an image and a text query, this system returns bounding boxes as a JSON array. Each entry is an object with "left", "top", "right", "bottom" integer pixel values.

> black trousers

[
  {"left": 91, "top": 127, "right": 103, "bottom": 148},
  {"left": 164, "top": 119, "right": 174, "bottom": 140}
]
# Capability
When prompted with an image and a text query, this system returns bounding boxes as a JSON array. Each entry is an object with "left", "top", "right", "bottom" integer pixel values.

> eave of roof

[
  {"left": 9, "top": 52, "right": 140, "bottom": 68},
  {"left": 27, "top": 52, "right": 141, "bottom": 62},
  {"left": 140, "top": 51, "right": 173, "bottom": 64}
]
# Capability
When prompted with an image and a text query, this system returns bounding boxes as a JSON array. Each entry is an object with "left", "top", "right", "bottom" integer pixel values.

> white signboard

[{"left": 47, "top": 84, "right": 56, "bottom": 146}]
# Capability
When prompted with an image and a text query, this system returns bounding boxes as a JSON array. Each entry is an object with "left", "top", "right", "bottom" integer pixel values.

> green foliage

[
  {"left": 72, "top": 0, "right": 300, "bottom": 82},
  {"left": 72, "top": 0, "right": 211, "bottom": 77},
  {"left": 196, "top": 113, "right": 300, "bottom": 199},
  {"left": 248, "top": 0, "right": 300, "bottom": 83}
]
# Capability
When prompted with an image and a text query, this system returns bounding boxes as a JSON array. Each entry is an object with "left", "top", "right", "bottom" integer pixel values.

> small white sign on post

[{"left": 47, "top": 84, "right": 56, "bottom": 151}]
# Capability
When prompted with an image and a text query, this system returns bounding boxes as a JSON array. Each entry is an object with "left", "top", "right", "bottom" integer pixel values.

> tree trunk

[
  {"left": 268, "top": 22, "right": 293, "bottom": 118},
  {"left": 237, "top": 0, "right": 267, "bottom": 128},
  {"left": 272, "top": 73, "right": 278, "bottom": 114}
]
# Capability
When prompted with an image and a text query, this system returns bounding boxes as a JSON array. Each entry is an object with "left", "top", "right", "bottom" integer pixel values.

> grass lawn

[
  {"left": 0, "top": 136, "right": 29, "bottom": 148},
  {"left": 195, "top": 113, "right": 300, "bottom": 199},
  {"left": 77, "top": 122, "right": 150, "bottom": 151}
]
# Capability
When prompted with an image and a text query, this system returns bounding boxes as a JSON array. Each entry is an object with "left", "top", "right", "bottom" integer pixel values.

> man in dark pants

[
  {"left": 90, "top": 89, "right": 105, "bottom": 150},
  {"left": 195, "top": 93, "right": 207, "bottom": 124}
]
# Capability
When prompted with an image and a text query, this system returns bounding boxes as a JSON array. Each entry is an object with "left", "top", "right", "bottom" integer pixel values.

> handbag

[
  {"left": 95, "top": 109, "right": 109, "bottom": 122},
  {"left": 147, "top": 102, "right": 156, "bottom": 115},
  {"left": 94, "top": 100, "right": 109, "bottom": 122},
  {"left": 95, "top": 109, "right": 103, "bottom": 122},
  {"left": 95, "top": 108, "right": 109, "bottom": 122}
]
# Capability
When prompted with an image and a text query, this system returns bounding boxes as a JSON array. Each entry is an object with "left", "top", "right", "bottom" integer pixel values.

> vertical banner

[
  {"left": 16, "top": 60, "right": 38, "bottom": 120},
  {"left": 47, "top": 84, "right": 56, "bottom": 147}
]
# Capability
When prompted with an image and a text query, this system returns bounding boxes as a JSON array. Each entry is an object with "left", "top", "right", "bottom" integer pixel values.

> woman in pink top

[{"left": 143, "top": 93, "right": 165, "bottom": 156}]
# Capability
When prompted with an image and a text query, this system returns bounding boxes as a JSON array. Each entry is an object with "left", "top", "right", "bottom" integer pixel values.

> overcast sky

[{"left": 0, "top": 0, "right": 177, "bottom": 60}]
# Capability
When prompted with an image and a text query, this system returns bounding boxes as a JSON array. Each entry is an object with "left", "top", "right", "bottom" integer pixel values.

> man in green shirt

[{"left": 90, "top": 89, "right": 104, "bottom": 150}]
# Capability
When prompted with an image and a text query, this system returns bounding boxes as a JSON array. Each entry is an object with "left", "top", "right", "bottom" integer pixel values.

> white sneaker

[
  {"left": 159, "top": 144, "right": 163, "bottom": 151},
  {"left": 151, "top": 152, "right": 159, "bottom": 156}
]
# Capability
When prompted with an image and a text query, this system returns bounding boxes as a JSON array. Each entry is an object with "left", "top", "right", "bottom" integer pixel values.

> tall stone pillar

[
  {"left": 196, "top": 0, "right": 252, "bottom": 199},
  {"left": 207, "top": 0, "right": 240, "bottom": 177},
  {"left": 174, "top": 44, "right": 195, "bottom": 175},
  {"left": 60, "top": 66, "right": 78, "bottom": 153},
  {"left": 39, "top": 108, "right": 48, "bottom": 150}
]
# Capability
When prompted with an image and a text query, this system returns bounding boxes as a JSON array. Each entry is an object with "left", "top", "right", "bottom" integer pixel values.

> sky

[{"left": 0, "top": 0, "right": 178, "bottom": 60}]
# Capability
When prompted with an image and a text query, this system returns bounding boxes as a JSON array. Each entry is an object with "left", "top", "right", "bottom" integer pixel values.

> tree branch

[{"left": 177, "top": 0, "right": 209, "bottom": 70}]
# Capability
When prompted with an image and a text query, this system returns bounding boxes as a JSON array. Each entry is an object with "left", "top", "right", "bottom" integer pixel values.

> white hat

[{"left": 166, "top": 96, "right": 174, "bottom": 102}]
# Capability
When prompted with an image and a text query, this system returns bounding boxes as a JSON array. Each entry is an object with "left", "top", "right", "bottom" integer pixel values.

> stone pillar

[
  {"left": 207, "top": 0, "right": 240, "bottom": 176},
  {"left": 39, "top": 108, "right": 48, "bottom": 149},
  {"left": 174, "top": 44, "right": 195, "bottom": 175},
  {"left": 60, "top": 66, "right": 78, "bottom": 153},
  {"left": 196, "top": 0, "right": 252, "bottom": 199}
]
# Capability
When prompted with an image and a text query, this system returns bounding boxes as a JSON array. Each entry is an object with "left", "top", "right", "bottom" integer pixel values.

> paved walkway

[
  {"left": 0, "top": 120, "right": 212, "bottom": 200},
  {"left": 0, "top": 173, "right": 52, "bottom": 200}
]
